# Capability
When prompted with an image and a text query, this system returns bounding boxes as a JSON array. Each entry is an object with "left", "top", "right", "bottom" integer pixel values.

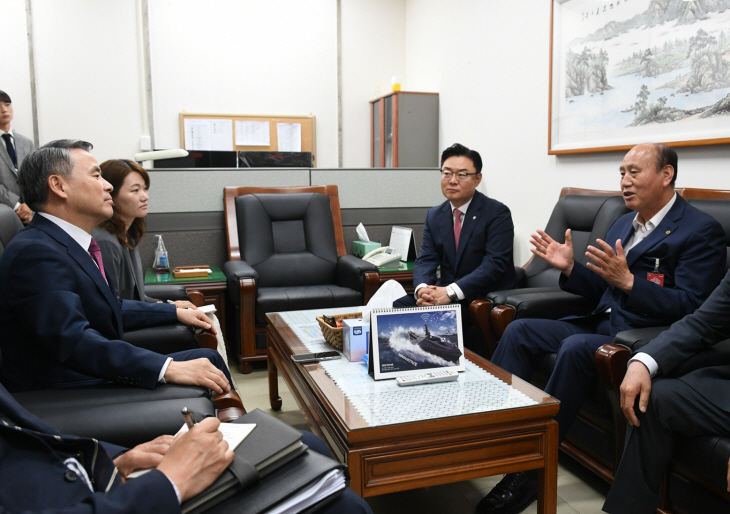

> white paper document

[
  {"left": 127, "top": 423, "right": 255, "bottom": 479},
  {"left": 235, "top": 120, "right": 270, "bottom": 146},
  {"left": 388, "top": 226, "right": 413, "bottom": 262},
  {"left": 176, "top": 422, "right": 256, "bottom": 450},
  {"left": 184, "top": 118, "right": 234, "bottom": 151},
  {"left": 276, "top": 123, "right": 302, "bottom": 152}
]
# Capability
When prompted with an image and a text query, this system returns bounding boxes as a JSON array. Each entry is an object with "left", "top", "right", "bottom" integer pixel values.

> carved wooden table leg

[{"left": 267, "top": 332, "right": 282, "bottom": 410}]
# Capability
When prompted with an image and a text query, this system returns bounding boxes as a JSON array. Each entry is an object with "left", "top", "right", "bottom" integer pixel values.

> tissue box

[
  {"left": 342, "top": 318, "right": 369, "bottom": 362},
  {"left": 352, "top": 241, "right": 381, "bottom": 258}
]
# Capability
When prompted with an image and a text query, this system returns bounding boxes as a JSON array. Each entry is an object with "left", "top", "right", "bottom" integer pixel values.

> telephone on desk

[{"left": 362, "top": 246, "right": 402, "bottom": 268}]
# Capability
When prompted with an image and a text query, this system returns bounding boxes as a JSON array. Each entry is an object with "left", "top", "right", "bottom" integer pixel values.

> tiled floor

[{"left": 231, "top": 366, "right": 610, "bottom": 514}]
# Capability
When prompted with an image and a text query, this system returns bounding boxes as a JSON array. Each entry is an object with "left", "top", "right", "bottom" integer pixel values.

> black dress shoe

[{"left": 475, "top": 470, "right": 538, "bottom": 514}]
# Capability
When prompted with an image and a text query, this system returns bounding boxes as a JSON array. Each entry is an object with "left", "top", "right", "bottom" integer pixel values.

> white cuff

[
  {"left": 449, "top": 283, "right": 465, "bottom": 301},
  {"left": 628, "top": 352, "right": 659, "bottom": 377},
  {"left": 158, "top": 357, "right": 173, "bottom": 383},
  {"left": 414, "top": 283, "right": 428, "bottom": 299}
]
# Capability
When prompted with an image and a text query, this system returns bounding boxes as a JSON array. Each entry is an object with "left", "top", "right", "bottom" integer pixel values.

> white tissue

[
  {"left": 361, "top": 280, "right": 407, "bottom": 321},
  {"left": 356, "top": 223, "right": 370, "bottom": 243}
]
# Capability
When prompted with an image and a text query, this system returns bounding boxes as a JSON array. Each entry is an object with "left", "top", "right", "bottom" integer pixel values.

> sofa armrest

[
  {"left": 336, "top": 254, "right": 379, "bottom": 292},
  {"left": 144, "top": 284, "right": 190, "bottom": 302},
  {"left": 222, "top": 260, "right": 258, "bottom": 306},
  {"left": 222, "top": 260, "right": 258, "bottom": 280},
  {"left": 469, "top": 298, "right": 499, "bottom": 358},
  {"left": 612, "top": 326, "right": 670, "bottom": 352},
  {"left": 123, "top": 324, "right": 198, "bottom": 354},
  {"left": 489, "top": 290, "right": 591, "bottom": 342},
  {"left": 596, "top": 326, "right": 670, "bottom": 399},
  {"left": 485, "top": 286, "right": 563, "bottom": 308}
]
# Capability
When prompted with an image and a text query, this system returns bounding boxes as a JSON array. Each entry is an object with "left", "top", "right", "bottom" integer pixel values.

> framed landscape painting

[{"left": 549, "top": 0, "right": 730, "bottom": 154}]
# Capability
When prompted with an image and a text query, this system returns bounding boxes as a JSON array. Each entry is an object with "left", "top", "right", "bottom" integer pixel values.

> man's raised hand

[{"left": 530, "top": 228, "right": 575, "bottom": 276}]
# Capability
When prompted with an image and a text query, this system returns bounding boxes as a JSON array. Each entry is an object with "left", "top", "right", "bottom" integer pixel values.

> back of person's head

[
  {"left": 0, "top": 91, "right": 11, "bottom": 104},
  {"left": 440, "top": 143, "right": 483, "bottom": 174},
  {"left": 653, "top": 143, "right": 678, "bottom": 186},
  {"left": 97, "top": 159, "right": 150, "bottom": 248},
  {"left": 19, "top": 139, "right": 93, "bottom": 212}
]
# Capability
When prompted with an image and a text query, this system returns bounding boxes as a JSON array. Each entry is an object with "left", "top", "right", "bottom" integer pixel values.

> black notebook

[
  {"left": 213, "top": 447, "right": 349, "bottom": 514},
  {"left": 182, "top": 409, "right": 307, "bottom": 514}
]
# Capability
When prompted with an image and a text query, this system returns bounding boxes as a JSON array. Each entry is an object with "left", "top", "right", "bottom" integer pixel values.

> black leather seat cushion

[
  {"left": 674, "top": 435, "right": 730, "bottom": 491},
  {"left": 255, "top": 286, "right": 362, "bottom": 326},
  {"left": 14, "top": 384, "right": 215, "bottom": 448}
]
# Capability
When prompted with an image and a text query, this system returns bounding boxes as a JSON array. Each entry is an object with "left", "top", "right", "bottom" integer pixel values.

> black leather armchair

[
  {"left": 223, "top": 185, "right": 380, "bottom": 373},
  {"left": 470, "top": 188, "right": 630, "bottom": 357}
]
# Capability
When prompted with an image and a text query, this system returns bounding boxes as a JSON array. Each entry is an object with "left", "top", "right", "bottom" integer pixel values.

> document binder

[
  {"left": 214, "top": 449, "right": 349, "bottom": 514},
  {"left": 182, "top": 409, "right": 307, "bottom": 514}
]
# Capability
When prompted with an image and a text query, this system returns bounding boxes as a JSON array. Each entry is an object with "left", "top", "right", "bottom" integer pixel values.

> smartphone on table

[{"left": 290, "top": 351, "right": 341, "bottom": 364}]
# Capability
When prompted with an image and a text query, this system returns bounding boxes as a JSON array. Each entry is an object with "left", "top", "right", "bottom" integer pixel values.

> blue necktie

[{"left": 2, "top": 133, "right": 17, "bottom": 169}]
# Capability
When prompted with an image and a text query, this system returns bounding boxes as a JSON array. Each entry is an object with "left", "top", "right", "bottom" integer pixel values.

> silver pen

[{"left": 181, "top": 407, "right": 197, "bottom": 429}]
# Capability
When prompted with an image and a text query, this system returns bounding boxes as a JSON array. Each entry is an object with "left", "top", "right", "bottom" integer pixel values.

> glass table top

[{"left": 271, "top": 308, "right": 558, "bottom": 431}]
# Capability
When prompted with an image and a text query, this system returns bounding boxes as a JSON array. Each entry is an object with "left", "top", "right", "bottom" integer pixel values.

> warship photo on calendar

[{"left": 370, "top": 304, "right": 465, "bottom": 380}]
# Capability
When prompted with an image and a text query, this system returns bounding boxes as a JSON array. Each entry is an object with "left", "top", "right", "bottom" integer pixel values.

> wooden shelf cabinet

[{"left": 370, "top": 91, "right": 439, "bottom": 168}]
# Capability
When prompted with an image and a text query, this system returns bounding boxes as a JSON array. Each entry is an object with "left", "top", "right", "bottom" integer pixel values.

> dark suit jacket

[
  {"left": 414, "top": 190, "right": 517, "bottom": 302},
  {"left": 0, "top": 130, "right": 35, "bottom": 208},
  {"left": 560, "top": 195, "right": 726, "bottom": 335},
  {"left": 640, "top": 268, "right": 730, "bottom": 412},
  {"left": 92, "top": 227, "right": 154, "bottom": 302},
  {"left": 0, "top": 215, "right": 178, "bottom": 392},
  {"left": 0, "top": 383, "right": 178, "bottom": 513}
]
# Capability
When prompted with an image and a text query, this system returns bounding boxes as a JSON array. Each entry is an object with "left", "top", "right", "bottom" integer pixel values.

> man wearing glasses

[{"left": 393, "top": 143, "right": 517, "bottom": 354}]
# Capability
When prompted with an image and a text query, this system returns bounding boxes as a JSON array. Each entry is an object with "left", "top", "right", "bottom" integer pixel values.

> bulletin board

[{"left": 179, "top": 112, "right": 316, "bottom": 165}]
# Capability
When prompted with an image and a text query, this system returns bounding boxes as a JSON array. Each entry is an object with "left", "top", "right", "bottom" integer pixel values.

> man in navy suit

[
  {"left": 478, "top": 143, "right": 727, "bottom": 514},
  {"left": 0, "top": 382, "right": 372, "bottom": 513},
  {"left": 394, "top": 143, "right": 517, "bottom": 354},
  {"left": 603, "top": 270, "right": 730, "bottom": 513},
  {"left": 0, "top": 140, "right": 231, "bottom": 394}
]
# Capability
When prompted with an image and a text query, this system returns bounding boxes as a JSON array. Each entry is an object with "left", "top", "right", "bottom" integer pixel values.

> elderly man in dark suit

[
  {"left": 603, "top": 269, "right": 730, "bottom": 513},
  {"left": 394, "top": 143, "right": 516, "bottom": 354},
  {"left": 0, "top": 90, "right": 36, "bottom": 224},
  {"left": 478, "top": 143, "right": 727, "bottom": 514},
  {"left": 0, "top": 140, "right": 231, "bottom": 394},
  {"left": 0, "top": 382, "right": 372, "bottom": 513}
]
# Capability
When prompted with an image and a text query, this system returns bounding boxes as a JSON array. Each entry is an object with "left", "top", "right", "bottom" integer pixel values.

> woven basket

[{"left": 316, "top": 312, "right": 363, "bottom": 350}]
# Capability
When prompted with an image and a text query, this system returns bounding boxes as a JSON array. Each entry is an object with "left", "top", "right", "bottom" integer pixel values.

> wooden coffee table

[{"left": 266, "top": 309, "right": 559, "bottom": 513}]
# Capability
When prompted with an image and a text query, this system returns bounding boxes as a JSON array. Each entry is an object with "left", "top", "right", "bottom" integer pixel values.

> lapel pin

[
  {"left": 472, "top": 216, "right": 476, "bottom": 220},
  {"left": 666, "top": 230, "right": 671, "bottom": 234}
]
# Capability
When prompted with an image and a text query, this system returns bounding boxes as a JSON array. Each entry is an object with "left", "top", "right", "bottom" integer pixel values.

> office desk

[
  {"left": 266, "top": 307, "right": 559, "bottom": 510},
  {"left": 377, "top": 261, "right": 414, "bottom": 292},
  {"left": 144, "top": 265, "right": 227, "bottom": 340}
]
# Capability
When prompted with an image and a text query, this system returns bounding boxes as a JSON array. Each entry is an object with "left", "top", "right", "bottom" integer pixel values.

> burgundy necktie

[
  {"left": 454, "top": 208, "right": 463, "bottom": 249},
  {"left": 88, "top": 238, "right": 107, "bottom": 282}
]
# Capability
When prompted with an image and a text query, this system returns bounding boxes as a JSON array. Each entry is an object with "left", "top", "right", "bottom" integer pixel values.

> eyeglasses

[{"left": 440, "top": 170, "right": 478, "bottom": 181}]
